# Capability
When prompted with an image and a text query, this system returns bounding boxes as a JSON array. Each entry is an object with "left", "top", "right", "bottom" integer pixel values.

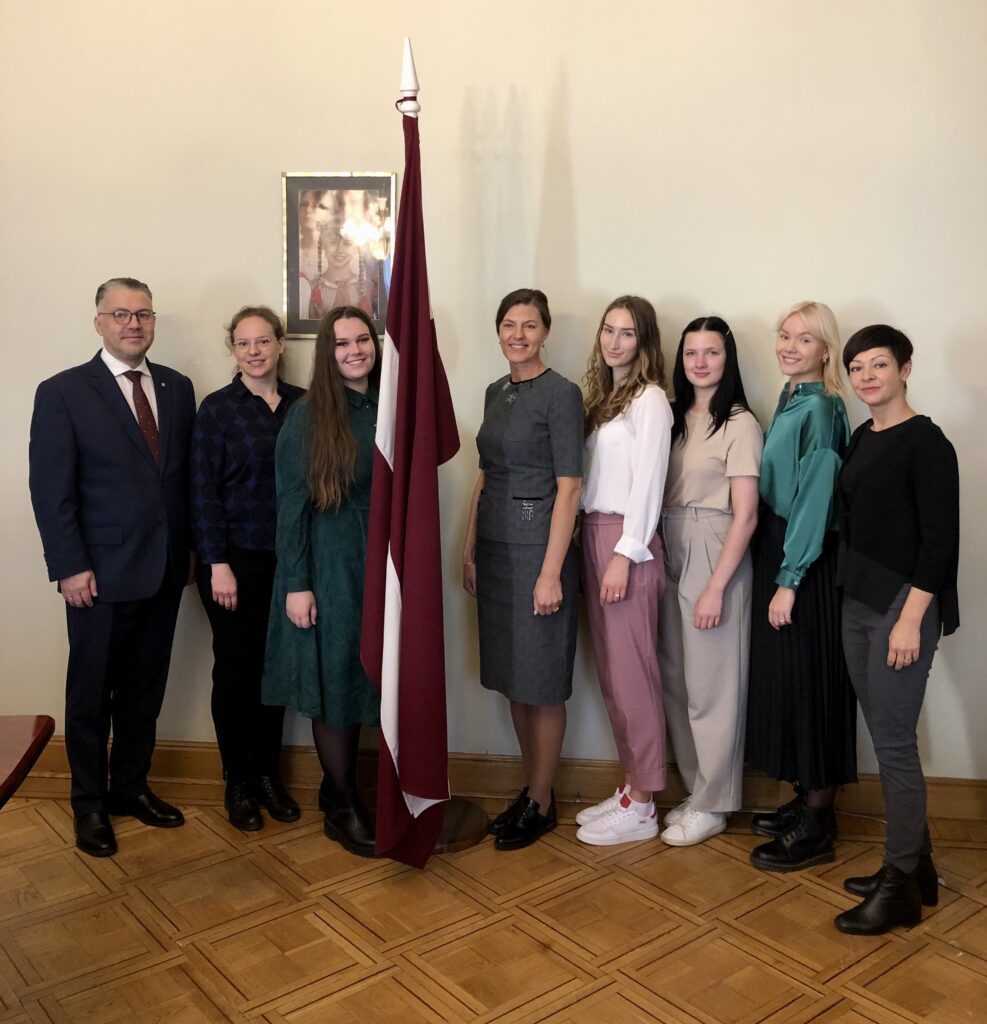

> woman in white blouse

[{"left": 576, "top": 296, "right": 674, "bottom": 846}]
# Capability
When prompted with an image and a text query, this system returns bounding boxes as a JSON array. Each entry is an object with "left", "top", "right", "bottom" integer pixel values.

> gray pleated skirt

[{"left": 475, "top": 537, "right": 578, "bottom": 705}]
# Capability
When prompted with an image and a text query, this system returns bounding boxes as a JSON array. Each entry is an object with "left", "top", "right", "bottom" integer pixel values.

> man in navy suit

[{"left": 29, "top": 277, "right": 196, "bottom": 857}]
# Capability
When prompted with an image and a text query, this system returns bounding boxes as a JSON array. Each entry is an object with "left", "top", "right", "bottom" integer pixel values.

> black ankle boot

[
  {"left": 835, "top": 864, "right": 922, "bottom": 935},
  {"left": 844, "top": 853, "right": 939, "bottom": 906},
  {"left": 750, "top": 786, "right": 804, "bottom": 838},
  {"left": 750, "top": 804, "right": 836, "bottom": 872},
  {"left": 494, "top": 794, "right": 557, "bottom": 851},
  {"left": 318, "top": 778, "right": 333, "bottom": 813},
  {"left": 488, "top": 787, "right": 529, "bottom": 836},
  {"left": 256, "top": 775, "right": 301, "bottom": 823},
  {"left": 225, "top": 781, "right": 263, "bottom": 832},
  {"left": 750, "top": 786, "right": 839, "bottom": 840},
  {"left": 322, "top": 785, "right": 377, "bottom": 858}
]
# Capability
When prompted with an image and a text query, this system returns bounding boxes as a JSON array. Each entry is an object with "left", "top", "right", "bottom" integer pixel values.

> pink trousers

[{"left": 581, "top": 512, "right": 667, "bottom": 792}]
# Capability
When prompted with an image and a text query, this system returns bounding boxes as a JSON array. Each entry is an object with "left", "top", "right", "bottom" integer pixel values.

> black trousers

[
  {"left": 65, "top": 573, "right": 183, "bottom": 814},
  {"left": 196, "top": 547, "right": 286, "bottom": 784}
]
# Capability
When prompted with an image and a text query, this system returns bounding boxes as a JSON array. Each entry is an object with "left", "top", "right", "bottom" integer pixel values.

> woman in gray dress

[{"left": 462, "top": 288, "right": 583, "bottom": 851}]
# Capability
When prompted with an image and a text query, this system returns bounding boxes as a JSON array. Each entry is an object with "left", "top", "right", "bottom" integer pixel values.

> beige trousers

[{"left": 658, "top": 507, "right": 752, "bottom": 813}]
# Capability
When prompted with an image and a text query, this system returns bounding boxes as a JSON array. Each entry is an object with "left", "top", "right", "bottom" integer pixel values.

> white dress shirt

[
  {"left": 101, "top": 347, "right": 159, "bottom": 425},
  {"left": 581, "top": 384, "right": 673, "bottom": 562}
]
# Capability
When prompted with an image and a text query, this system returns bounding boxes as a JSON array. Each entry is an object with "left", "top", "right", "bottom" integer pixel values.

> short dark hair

[
  {"left": 495, "top": 288, "right": 551, "bottom": 331},
  {"left": 842, "top": 324, "right": 913, "bottom": 370},
  {"left": 95, "top": 277, "right": 152, "bottom": 307}
]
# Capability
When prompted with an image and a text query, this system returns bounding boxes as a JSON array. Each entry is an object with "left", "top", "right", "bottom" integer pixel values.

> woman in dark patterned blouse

[{"left": 190, "top": 306, "right": 305, "bottom": 831}]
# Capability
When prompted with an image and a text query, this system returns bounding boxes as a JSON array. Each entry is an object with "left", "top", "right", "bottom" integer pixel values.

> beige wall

[{"left": 2, "top": 0, "right": 984, "bottom": 778}]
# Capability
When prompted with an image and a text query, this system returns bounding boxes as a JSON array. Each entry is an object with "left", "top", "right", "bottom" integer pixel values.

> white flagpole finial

[{"left": 397, "top": 36, "right": 420, "bottom": 117}]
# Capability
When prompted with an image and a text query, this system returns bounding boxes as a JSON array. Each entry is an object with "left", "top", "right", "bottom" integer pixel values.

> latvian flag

[{"left": 360, "top": 112, "right": 460, "bottom": 868}]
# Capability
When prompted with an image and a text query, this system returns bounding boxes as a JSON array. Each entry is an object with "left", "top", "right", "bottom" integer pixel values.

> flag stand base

[{"left": 433, "top": 795, "right": 489, "bottom": 854}]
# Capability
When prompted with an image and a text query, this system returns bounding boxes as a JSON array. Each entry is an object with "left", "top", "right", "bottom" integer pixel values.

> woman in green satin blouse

[{"left": 745, "top": 301, "right": 856, "bottom": 873}]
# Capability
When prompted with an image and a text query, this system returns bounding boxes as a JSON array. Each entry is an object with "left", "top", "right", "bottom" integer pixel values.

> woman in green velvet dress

[
  {"left": 262, "top": 305, "right": 380, "bottom": 857},
  {"left": 745, "top": 301, "right": 856, "bottom": 872}
]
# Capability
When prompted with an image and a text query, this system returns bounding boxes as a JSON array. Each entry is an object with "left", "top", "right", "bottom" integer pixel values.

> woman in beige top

[{"left": 657, "top": 316, "right": 762, "bottom": 846}]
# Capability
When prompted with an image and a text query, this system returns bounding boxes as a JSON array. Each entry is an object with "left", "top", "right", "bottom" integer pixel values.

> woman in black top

[
  {"left": 835, "top": 324, "right": 959, "bottom": 935},
  {"left": 190, "top": 306, "right": 305, "bottom": 831}
]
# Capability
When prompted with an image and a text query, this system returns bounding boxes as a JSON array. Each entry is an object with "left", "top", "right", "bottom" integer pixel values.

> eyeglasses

[
  {"left": 98, "top": 309, "right": 156, "bottom": 325},
  {"left": 232, "top": 337, "right": 277, "bottom": 351}
]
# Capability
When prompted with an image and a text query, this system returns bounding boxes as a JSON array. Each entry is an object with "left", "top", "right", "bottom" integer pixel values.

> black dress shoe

[
  {"left": 323, "top": 786, "right": 377, "bottom": 858},
  {"left": 225, "top": 781, "right": 263, "bottom": 832},
  {"left": 494, "top": 796, "right": 557, "bottom": 851},
  {"left": 107, "top": 790, "right": 184, "bottom": 828},
  {"left": 835, "top": 864, "right": 922, "bottom": 935},
  {"left": 256, "top": 776, "right": 300, "bottom": 823},
  {"left": 75, "top": 811, "right": 117, "bottom": 857},
  {"left": 488, "top": 787, "right": 528, "bottom": 836},
  {"left": 844, "top": 854, "right": 939, "bottom": 906},
  {"left": 750, "top": 805, "right": 836, "bottom": 872}
]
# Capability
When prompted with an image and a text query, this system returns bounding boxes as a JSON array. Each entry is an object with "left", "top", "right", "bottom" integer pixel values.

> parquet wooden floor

[{"left": 1, "top": 797, "right": 986, "bottom": 1023}]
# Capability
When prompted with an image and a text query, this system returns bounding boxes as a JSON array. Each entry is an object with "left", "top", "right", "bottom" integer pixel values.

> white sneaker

[
  {"left": 575, "top": 785, "right": 627, "bottom": 826},
  {"left": 660, "top": 808, "right": 727, "bottom": 846},
  {"left": 662, "top": 795, "right": 692, "bottom": 828},
  {"left": 576, "top": 800, "right": 659, "bottom": 846}
]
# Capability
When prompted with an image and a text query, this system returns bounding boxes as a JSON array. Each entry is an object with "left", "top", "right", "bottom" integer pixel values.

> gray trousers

[
  {"left": 842, "top": 586, "right": 940, "bottom": 872},
  {"left": 659, "top": 508, "right": 752, "bottom": 813}
]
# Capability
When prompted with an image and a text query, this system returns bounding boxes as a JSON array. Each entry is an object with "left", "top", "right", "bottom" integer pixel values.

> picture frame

[{"left": 282, "top": 171, "right": 397, "bottom": 338}]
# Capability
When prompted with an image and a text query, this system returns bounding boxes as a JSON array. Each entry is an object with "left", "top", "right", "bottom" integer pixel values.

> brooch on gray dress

[{"left": 502, "top": 380, "right": 519, "bottom": 406}]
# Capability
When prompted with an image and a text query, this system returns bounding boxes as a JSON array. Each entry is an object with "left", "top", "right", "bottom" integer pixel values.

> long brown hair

[
  {"left": 305, "top": 305, "right": 381, "bottom": 511},
  {"left": 583, "top": 295, "right": 666, "bottom": 436}
]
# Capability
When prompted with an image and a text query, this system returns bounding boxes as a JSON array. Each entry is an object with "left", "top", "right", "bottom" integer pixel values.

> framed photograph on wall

[{"left": 282, "top": 171, "right": 396, "bottom": 338}]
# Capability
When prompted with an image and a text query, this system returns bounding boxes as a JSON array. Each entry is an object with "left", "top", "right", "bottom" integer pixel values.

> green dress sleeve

[{"left": 274, "top": 402, "right": 313, "bottom": 592}]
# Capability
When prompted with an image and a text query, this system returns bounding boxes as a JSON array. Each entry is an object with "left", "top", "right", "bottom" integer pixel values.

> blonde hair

[
  {"left": 776, "top": 300, "right": 846, "bottom": 396},
  {"left": 583, "top": 296, "right": 667, "bottom": 436}
]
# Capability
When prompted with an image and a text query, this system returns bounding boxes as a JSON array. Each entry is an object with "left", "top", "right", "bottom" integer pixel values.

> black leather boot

[
  {"left": 750, "top": 804, "right": 836, "bottom": 872},
  {"left": 322, "top": 785, "right": 377, "bottom": 858},
  {"left": 256, "top": 775, "right": 301, "bottom": 823},
  {"left": 494, "top": 794, "right": 557, "bottom": 851},
  {"left": 835, "top": 864, "right": 922, "bottom": 935},
  {"left": 844, "top": 853, "right": 939, "bottom": 906},
  {"left": 488, "top": 787, "right": 529, "bottom": 836},
  {"left": 750, "top": 786, "right": 804, "bottom": 838},
  {"left": 318, "top": 778, "right": 333, "bottom": 813},
  {"left": 225, "top": 781, "right": 263, "bottom": 832},
  {"left": 750, "top": 786, "right": 839, "bottom": 840}
]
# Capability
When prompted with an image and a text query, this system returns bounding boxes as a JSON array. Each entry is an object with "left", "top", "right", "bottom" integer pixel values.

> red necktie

[{"left": 123, "top": 370, "right": 160, "bottom": 464}]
